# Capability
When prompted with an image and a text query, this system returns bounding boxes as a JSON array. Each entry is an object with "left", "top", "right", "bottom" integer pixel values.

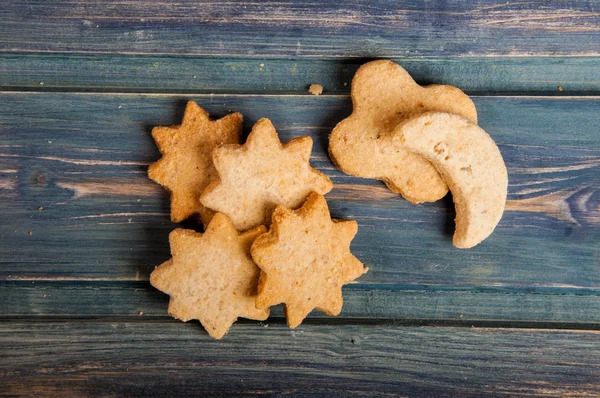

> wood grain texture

[
  {"left": 2, "top": 1, "right": 599, "bottom": 394},
  {"left": 1, "top": 54, "right": 599, "bottom": 94},
  {"left": 1, "top": 321, "right": 600, "bottom": 396},
  {"left": 1, "top": 1, "right": 599, "bottom": 57},
  {"left": 1, "top": 93, "right": 598, "bottom": 290},
  {"left": 2, "top": 282, "right": 599, "bottom": 326}
]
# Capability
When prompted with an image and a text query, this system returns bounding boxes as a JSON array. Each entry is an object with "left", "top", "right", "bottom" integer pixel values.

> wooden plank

[
  {"left": 1, "top": 1, "right": 600, "bottom": 57},
  {"left": 2, "top": 282, "right": 600, "bottom": 325},
  {"left": 1, "top": 92, "right": 598, "bottom": 289},
  {"left": 1, "top": 321, "right": 599, "bottom": 396},
  {"left": 1, "top": 54, "right": 599, "bottom": 94},
  {"left": 0, "top": 93, "right": 598, "bottom": 290}
]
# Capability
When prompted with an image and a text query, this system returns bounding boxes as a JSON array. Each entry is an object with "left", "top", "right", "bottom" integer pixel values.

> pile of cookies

[
  {"left": 329, "top": 60, "right": 507, "bottom": 249},
  {"left": 148, "top": 102, "right": 367, "bottom": 339},
  {"left": 148, "top": 60, "right": 507, "bottom": 339}
]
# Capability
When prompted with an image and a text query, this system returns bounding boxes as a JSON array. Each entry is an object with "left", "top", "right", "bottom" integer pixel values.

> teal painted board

[
  {"left": 1, "top": 54, "right": 599, "bottom": 94},
  {"left": 2, "top": 0, "right": 600, "bottom": 395},
  {"left": 3, "top": 282, "right": 600, "bottom": 325},
  {"left": 1, "top": 1, "right": 599, "bottom": 56},
  {"left": 0, "top": 93, "right": 598, "bottom": 292},
  {"left": 1, "top": 322, "right": 600, "bottom": 396}
]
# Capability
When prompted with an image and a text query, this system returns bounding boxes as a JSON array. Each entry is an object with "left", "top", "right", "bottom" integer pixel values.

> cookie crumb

[
  {"left": 308, "top": 84, "right": 323, "bottom": 96},
  {"left": 28, "top": 231, "right": 33, "bottom": 236},
  {"left": 343, "top": 82, "right": 348, "bottom": 87},
  {"left": 558, "top": 86, "right": 563, "bottom": 92},
  {"left": 139, "top": 311, "right": 144, "bottom": 316},
  {"left": 38, "top": 206, "right": 43, "bottom": 211}
]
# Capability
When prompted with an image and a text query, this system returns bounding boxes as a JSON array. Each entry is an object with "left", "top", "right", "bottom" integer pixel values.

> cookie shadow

[
  {"left": 441, "top": 192, "right": 456, "bottom": 242},
  {"left": 140, "top": 120, "right": 172, "bottom": 277},
  {"left": 139, "top": 111, "right": 205, "bottom": 317},
  {"left": 314, "top": 98, "right": 353, "bottom": 168}
]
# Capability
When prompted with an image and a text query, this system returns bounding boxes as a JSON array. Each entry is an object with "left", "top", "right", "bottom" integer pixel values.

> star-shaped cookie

[
  {"left": 150, "top": 213, "right": 269, "bottom": 339},
  {"left": 251, "top": 192, "right": 367, "bottom": 328},
  {"left": 200, "top": 118, "right": 333, "bottom": 231},
  {"left": 329, "top": 60, "right": 477, "bottom": 203},
  {"left": 148, "top": 101, "right": 242, "bottom": 225}
]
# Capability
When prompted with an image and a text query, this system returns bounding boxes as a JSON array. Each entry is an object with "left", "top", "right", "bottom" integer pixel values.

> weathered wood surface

[
  {"left": 3, "top": 282, "right": 600, "bottom": 326},
  {"left": 1, "top": 93, "right": 598, "bottom": 290},
  {"left": 1, "top": 54, "right": 599, "bottom": 94},
  {"left": 1, "top": 1, "right": 600, "bottom": 394},
  {"left": 1, "top": 1, "right": 600, "bottom": 56},
  {"left": 2, "top": 322, "right": 600, "bottom": 396}
]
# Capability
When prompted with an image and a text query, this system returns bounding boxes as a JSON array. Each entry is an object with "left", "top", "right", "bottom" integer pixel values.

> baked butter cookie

[
  {"left": 201, "top": 118, "right": 333, "bottom": 231},
  {"left": 329, "top": 60, "right": 477, "bottom": 203},
  {"left": 150, "top": 213, "right": 269, "bottom": 339},
  {"left": 149, "top": 101, "right": 242, "bottom": 225},
  {"left": 394, "top": 112, "right": 508, "bottom": 248},
  {"left": 251, "top": 192, "right": 367, "bottom": 328}
]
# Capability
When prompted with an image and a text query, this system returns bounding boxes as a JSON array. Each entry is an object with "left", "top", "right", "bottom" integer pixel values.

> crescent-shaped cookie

[
  {"left": 329, "top": 60, "right": 477, "bottom": 203},
  {"left": 393, "top": 112, "right": 507, "bottom": 248}
]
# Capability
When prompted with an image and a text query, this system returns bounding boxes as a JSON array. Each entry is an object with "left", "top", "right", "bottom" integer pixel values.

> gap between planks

[
  {"left": 0, "top": 315, "right": 599, "bottom": 331},
  {"left": 3, "top": 279, "right": 600, "bottom": 294},
  {"left": 4, "top": 50, "right": 600, "bottom": 58},
  {"left": 2, "top": 90, "right": 600, "bottom": 99},
  {"left": 3, "top": 87, "right": 598, "bottom": 97}
]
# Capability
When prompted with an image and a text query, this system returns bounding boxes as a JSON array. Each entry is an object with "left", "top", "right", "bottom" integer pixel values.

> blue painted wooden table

[{"left": 1, "top": 1, "right": 599, "bottom": 396}]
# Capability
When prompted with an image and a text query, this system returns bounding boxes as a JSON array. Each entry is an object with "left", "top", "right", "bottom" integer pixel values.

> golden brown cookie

[
  {"left": 148, "top": 101, "right": 242, "bottom": 225},
  {"left": 329, "top": 60, "right": 477, "bottom": 203},
  {"left": 393, "top": 112, "right": 508, "bottom": 248},
  {"left": 150, "top": 213, "right": 269, "bottom": 339},
  {"left": 200, "top": 118, "right": 333, "bottom": 231},
  {"left": 251, "top": 192, "right": 367, "bottom": 328}
]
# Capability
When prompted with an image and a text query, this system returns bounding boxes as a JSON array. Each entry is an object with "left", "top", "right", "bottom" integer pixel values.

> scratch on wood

[
  {"left": 512, "top": 186, "right": 551, "bottom": 195},
  {"left": 331, "top": 183, "right": 598, "bottom": 226},
  {"left": 329, "top": 184, "right": 398, "bottom": 201},
  {"left": 0, "top": 178, "right": 17, "bottom": 198},
  {"left": 509, "top": 160, "right": 600, "bottom": 175},
  {"left": 2, "top": 276, "right": 146, "bottom": 281},
  {"left": 57, "top": 181, "right": 161, "bottom": 199},
  {"left": 0, "top": 153, "right": 148, "bottom": 167},
  {"left": 0, "top": 178, "right": 16, "bottom": 191},
  {"left": 69, "top": 212, "right": 167, "bottom": 220},
  {"left": 479, "top": 11, "right": 600, "bottom": 28},
  {"left": 506, "top": 188, "right": 581, "bottom": 225},
  {"left": 509, "top": 175, "right": 577, "bottom": 187}
]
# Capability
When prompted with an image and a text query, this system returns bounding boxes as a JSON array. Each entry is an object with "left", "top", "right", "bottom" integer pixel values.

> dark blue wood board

[
  {"left": 3, "top": 282, "right": 600, "bottom": 326},
  {"left": 2, "top": 322, "right": 600, "bottom": 397},
  {"left": 1, "top": 91, "right": 598, "bottom": 329},
  {"left": 1, "top": 1, "right": 599, "bottom": 56},
  {"left": 1, "top": 93, "right": 598, "bottom": 289},
  {"left": 1, "top": 0, "right": 600, "bottom": 395},
  {"left": 1, "top": 54, "right": 599, "bottom": 94}
]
